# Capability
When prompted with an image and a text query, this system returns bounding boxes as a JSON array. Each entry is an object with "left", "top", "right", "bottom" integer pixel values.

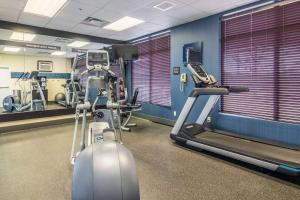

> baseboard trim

[
  {"left": 0, "top": 116, "right": 74, "bottom": 134},
  {"left": 134, "top": 113, "right": 175, "bottom": 126}
]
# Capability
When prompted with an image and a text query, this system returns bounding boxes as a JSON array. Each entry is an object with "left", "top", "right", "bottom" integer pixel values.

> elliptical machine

[
  {"left": 70, "top": 49, "right": 140, "bottom": 200},
  {"left": 3, "top": 71, "right": 47, "bottom": 112}
]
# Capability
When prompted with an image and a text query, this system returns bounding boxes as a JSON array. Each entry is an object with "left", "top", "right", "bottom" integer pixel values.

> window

[
  {"left": 221, "top": 1, "right": 300, "bottom": 124},
  {"left": 132, "top": 34, "right": 171, "bottom": 107},
  {"left": 110, "top": 64, "right": 121, "bottom": 77}
]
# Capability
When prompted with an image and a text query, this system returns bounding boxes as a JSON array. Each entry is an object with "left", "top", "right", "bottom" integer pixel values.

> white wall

[{"left": 0, "top": 53, "right": 72, "bottom": 101}]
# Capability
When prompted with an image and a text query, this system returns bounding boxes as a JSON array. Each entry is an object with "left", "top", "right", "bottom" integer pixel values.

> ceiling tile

[
  {"left": 58, "top": 1, "right": 100, "bottom": 17},
  {"left": 54, "top": 11, "right": 87, "bottom": 23},
  {"left": 71, "top": 24, "right": 101, "bottom": 35},
  {"left": 18, "top": 13, "right": 51, "bottom": 27},
  {"left": 190, "top": 0, "right": 237, "bottom": 12},
  {"left": 114, "top": 22, "right": 163, "bottom": 36},
  {"left": 103, "top": 0, "right": 145, "bottom": 13},
  {"left": 177, "top": 0, "right": 195, "bottom": 4},
  {"left": 0, "top": 0, "right": 26, "bottom": 10},
  {"left": 0, "top": 7, "right": 20, "bottom": 22},
  {"left": 165, "top": 5, "right": 201, "bottom": 20},
  {"left": 125, "top": 0, "right": 158, "bottom": 8},
  {"left": 129, "top": 8, "right": 164, "bottom": 22},
  {"left": 0, "top": 0, "right": 260, "bottom": 42},
  {"left": 91, "top": 8, "right": 126, "bottom": 23},
  {"left": 45, "top": 19, "right": 78, "bottom": 31},
  {"left": 146, "top": 0, "right": 185, "bottom": 10},
  {"left": 207, "top": 0, "right": 259, "bottom": 14},
  {"left": 73, "top": 0, "right": 111, "bottom": 8},
  {"left": 185, "top": 11, "right": 211, "bottom": 23},
  {"left": 148, "top": 14, "right": 187, "bottom": 27}
]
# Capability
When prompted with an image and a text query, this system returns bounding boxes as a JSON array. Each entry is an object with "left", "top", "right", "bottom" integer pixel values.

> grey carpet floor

[{"left": 0, "top": 118, "right": 299, "bottom": 200}]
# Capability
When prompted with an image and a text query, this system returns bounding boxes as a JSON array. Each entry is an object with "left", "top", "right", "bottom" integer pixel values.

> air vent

[
  {"left": 153, "top": 1, "right": 176, "bottom": 11},
  {"left": 37, "top": 60, "right": 53, "bottom": 72},
  {"left": 55, "top": 37, "right": 73, "bottom": 43},
  {"left": 81, "top": 17, "right": 109, "bottom": 28}
]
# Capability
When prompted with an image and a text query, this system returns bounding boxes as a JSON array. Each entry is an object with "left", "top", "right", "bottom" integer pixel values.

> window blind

[
  {"left": 132, "top": 34, "right": 171, "bottom": 106},
  {"left": 221, "top": 1, "right": 300, "bottom": 124},
  {"left": 110, "top": 64, "right": 121, "bottom": 77}
]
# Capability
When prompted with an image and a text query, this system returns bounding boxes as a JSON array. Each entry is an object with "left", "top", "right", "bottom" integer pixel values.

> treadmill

[{"left": 170, "top": 48, "right": 300, "bottom": 176}]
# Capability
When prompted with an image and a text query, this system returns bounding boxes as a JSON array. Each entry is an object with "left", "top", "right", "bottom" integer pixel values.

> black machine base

[{"left": 171, "top": 127, "right": 300, "bottom": 176}]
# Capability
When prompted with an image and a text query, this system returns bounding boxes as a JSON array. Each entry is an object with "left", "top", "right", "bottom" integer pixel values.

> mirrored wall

[{"left": 0, "top": 28, "right": 109, "bottom": 119}]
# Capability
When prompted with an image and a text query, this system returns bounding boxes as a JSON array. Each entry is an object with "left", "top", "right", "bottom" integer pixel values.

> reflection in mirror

[{"left": 0, "top": 28, "right": 110, "bottom": 121}]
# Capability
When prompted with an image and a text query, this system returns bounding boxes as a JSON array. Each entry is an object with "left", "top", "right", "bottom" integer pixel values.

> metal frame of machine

[
  {"left": 70, "top": 49, "right": 140, "bottom": 200},
  {"left": 170, "top": 47, "right": 300, "bottom": 176}
]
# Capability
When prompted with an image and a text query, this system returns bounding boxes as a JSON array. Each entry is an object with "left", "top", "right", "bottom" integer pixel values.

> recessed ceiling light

[
  {"left": 103, "top": 16, "right": 144, "bottom": 31},
  {"left": 10, "top": 32, "right": 36, "bottom": 41},
  {"left": 24, "top": 0, "right": 67, "bottom": 17},
  {"left": 153, "top": 1, "right": 176, "bottom": 11},
  {"left": 4, "top": 47, "right": 21, "bottom": 52},
  {"left": 52, "top": 51, "right": 66, "bottom": 56},
  {"left": 67, "top": 41, "right": 90, "bottom": 48}
]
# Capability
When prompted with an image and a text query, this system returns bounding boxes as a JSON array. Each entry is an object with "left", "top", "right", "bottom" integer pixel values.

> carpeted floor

[{"left": 0, "top": 118, "right": 299, "bottom": 200}]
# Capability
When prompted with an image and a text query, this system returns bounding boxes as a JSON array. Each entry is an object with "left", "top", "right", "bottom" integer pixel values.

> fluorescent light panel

[
  {"left": 10, "top": 32, "right": 36, "bottom": 41},
  {"left": 4, "top": 47, "right": 21, "bottom": 52},
  {"left": 24, "top": 0, "right": 67, "bottom": 17},
  {"left": 104, "top": 16, "right": 144, "bottom": 31},
  {"left": 52, "top": 51, "right": 66, "bottom": 56},
  {"left": 67, "top": 41, "right": 90, "bottom": 48}
]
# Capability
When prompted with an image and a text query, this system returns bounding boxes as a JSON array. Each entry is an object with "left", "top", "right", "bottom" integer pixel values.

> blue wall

[
  {"left": 129, "top": 3, "right": 300, "bottom": 148},
  {"left": 171, "top": 15, "right": 221, "bottom": 123}
]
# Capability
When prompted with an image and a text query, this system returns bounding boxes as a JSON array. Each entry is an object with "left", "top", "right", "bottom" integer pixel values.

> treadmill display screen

[{"left": 188, "top": 49, "right": 202, "bottom": 64}]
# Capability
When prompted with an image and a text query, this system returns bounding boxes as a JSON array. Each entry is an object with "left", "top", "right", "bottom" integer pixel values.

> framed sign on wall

[{"left": 37, "top": 60, "right": 53, "bottom": 72}]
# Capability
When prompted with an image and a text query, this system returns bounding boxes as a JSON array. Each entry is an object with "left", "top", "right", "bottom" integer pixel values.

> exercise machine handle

[
  {"left": 189, "top": 88, "right": 229, "bottom": 97},
  {"left": 225, "top": 86, "right": 249, "bottom": 93}
]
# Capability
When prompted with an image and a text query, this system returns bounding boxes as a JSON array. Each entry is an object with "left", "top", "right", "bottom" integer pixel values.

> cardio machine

[
  {"left": 170, "top": 48, "right": 300, "bottom": 176},
  {"left": 3, "top": 71, "right": 47, "bottom": 112},
  {"left": 56, "top": 55, "right": 85, "bottom": 108},
  {"left": 70, "top": 49, "right": 140, "bottom": 200},
  {"left": 120, "top": 87, "right": 142, "bottom": 131},
  {"left": 109, "top": 44, "right": 142, "bottom": 131},
  {"left": 56, "top": 79, "right": 83, "bottom": 108}
]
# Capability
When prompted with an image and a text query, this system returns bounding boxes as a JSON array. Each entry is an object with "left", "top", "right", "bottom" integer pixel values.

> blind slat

[
  {"left": 132, "top": 35, "right": 171, "bottom": 107},
  {"left": 221, "top": 1, "right": 300, "bottom": 124}
]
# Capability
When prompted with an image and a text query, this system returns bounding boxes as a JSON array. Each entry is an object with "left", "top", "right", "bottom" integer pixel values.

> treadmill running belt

[{"left": 195, "top": 132, "right": 300, "bottom": 168}]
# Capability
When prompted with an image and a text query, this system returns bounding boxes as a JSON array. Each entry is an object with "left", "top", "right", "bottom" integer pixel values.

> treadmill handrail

[
  {"left": 189, "top": 88, "right": 229, "bottom": 97},
  {"left": 225, "top": 86, "right": 249, "bottom": 93}
]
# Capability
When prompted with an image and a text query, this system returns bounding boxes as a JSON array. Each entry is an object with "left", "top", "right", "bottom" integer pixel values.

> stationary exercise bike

[
  {"left": 70, "top": 50, "right": 140, "bottom": 200},
  {"left": 109, "top": 44, "right": 142, "bottom": 131}
]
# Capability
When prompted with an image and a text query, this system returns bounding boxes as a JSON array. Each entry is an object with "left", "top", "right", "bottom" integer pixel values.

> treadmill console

[
  {"left": 186, "top": 48, "right": 216, "bottom": 87},
  {"left": 86, "top": 50, "right": 110, "bottom": 71}
]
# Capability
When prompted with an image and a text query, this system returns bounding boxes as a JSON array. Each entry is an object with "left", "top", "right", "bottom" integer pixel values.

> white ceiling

[
  {"left": 0, "top": 0, "right": 259, "bottom": 41},
  {"left": 0, "top": 28, "right": 108, "bottom": 58}
]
